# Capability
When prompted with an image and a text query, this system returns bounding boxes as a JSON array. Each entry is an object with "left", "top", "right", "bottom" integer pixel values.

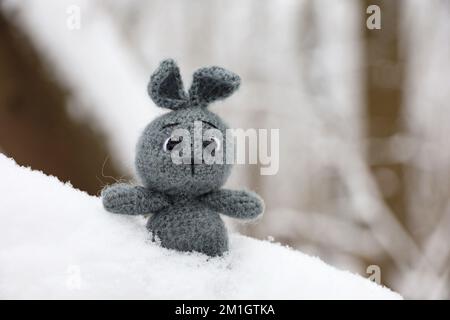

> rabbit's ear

[
  {"left": 188, "top": 66, "right": 240, "bottom": 107},
  {"left": 148, "top": 59, "right": 188, "bottom": 110}
]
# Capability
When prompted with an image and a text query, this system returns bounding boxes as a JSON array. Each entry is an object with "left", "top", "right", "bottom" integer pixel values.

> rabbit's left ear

[
  {"left": 188, "top": 66, "right": 241, "bottom": 107},
  {"left": 148, "top": 59, "right": 188, "bottom": 110}
]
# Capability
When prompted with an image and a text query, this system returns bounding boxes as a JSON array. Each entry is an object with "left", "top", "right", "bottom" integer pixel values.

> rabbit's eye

[
  {"left": 203, "top": 137, "right": 221, "bottom": 156},
  {"left": 163, "top": 136, "right": 183, "bottom": 152}
]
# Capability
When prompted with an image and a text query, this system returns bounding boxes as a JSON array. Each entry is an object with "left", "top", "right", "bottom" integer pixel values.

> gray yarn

[
  {"left": 148, "top": 59, "right": 189, "bottom": 110},
  {"left": 189, "top": 66, "right": 241, "bottom": 107},
  {"left": 102, "top": 59, "right": 264, "bottom": 257}
]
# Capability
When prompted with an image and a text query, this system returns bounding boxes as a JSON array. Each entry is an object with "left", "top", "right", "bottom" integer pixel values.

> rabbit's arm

[
  {"left": 101, "top": 183, "right": 170, "bottom": 215},
  {"left": 199, "top": 189, "right": 264, "bottom": 220}
]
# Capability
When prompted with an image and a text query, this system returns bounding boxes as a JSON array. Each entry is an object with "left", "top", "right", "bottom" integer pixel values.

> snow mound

[{"left": 0, "top": 154, "right": 401, "bottom": 299}]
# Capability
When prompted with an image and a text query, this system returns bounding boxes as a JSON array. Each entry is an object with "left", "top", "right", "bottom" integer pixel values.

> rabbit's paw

[{"left": 101, "top": 183, "right": 137, "bottom": 214}]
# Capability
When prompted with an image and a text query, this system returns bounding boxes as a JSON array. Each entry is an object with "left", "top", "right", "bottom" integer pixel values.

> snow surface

[{"left": 0, "top": 154, "right": 401, "bottom": 299}]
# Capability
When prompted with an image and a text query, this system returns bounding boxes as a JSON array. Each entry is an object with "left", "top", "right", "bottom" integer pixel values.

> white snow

[{"left": 0, "top": 154, "right": 401, "bottom": 299}]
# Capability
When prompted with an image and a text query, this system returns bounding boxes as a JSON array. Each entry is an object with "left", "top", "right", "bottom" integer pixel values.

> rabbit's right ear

[
  {"left": 148, "top": 59, "right": 188, "bottom": 110},
  {"left": 188, "top": 66, "right": 240, "bottom": 108}
]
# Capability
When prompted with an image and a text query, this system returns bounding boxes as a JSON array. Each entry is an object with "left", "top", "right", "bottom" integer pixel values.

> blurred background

[{"left": 1, "top": 0, "right": 449, "bottom": 299}]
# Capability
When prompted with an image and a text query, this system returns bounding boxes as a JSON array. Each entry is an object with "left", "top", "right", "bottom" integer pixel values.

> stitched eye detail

[
  {"left": 203, "top": 137, "right": 221, "bottom": 156},
  {"left": 163, "top": 136, "right": 183, "bottom": 152}
]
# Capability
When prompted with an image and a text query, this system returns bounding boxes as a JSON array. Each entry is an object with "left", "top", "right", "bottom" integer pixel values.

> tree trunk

[{"left": 0, "top": 13, "right": 123, "bottom": 195}]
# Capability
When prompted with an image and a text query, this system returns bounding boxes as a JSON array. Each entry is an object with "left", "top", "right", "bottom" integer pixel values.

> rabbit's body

[
  {"left": 147, "top": 197, "right": 227, "bottom": 256},
  {"left": 102, "top": 59, "right": 264, "bottom": 257}
]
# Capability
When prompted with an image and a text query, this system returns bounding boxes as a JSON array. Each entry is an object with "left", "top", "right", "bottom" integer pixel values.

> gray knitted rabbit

[{"left": 101, "top": 59, "right": 264, "bottom": 257}]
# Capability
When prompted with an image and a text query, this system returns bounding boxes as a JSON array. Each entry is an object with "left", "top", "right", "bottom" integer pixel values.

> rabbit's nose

[
  {"left": 191, "top": 139, "right": 204, "bottom": 164},
  {"left": 191, "top": 153, "right": 204, "bottom": 166},
  {"left": 190, "top": 158, "right": 195, "bottom": 176},
  {"left": 190, "top": 146, "right": 205, "bottom": 176},
  {"left": 190, "top": 155, "right": 204, "bottom": 176}
]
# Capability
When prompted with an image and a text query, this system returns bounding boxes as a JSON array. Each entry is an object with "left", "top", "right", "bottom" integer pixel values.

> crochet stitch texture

[{"left": 102, "top": 59, "right": 264, "bottom": 257}]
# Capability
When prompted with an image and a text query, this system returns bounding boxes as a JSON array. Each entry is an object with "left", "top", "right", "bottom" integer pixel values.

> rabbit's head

[{"left": 135, "top": 59, "right": 240, "bottom": 196}]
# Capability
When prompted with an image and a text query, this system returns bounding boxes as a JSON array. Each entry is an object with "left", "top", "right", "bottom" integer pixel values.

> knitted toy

[{"left": 101, "top": 59, "right": 264, "bottom": 257}]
